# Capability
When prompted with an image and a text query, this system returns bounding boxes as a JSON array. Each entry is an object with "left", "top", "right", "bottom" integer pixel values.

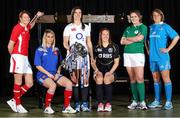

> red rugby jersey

[{"left": 10, "top": 23, "right": 31, "bottom": 56}]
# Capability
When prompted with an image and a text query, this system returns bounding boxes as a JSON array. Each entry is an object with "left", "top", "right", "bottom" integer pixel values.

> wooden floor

[{"left": 1, "top": 94, "right": 180, "bottom": 117}]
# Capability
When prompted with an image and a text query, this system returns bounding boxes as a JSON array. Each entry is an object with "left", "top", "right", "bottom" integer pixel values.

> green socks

[
  {"left": 130, "top": 82, "right": 145, "bottom": 102},
  {"left": 137, "top": 82, "right": 145, "bottom": 102},
  {"left": 130, "top": 83, "right": 138, "bottom": 101}
]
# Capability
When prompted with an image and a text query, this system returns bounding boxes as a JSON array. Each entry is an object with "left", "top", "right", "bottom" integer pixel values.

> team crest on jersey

[
  {"left": 97, "top": 48, "right": 102, "bottom": 52},
  {"left": 43, "top": 53, "right": 47, "bottom": 56},
  {"left": 76, "top": 33, "right": 83, "bottom": 40},
  {"left": 152, "top": 31, "right": 156, "bottom": 35},
  {"left": 160, "top": 27, "right": 164, "bottom": 30},
  {"left": 108, "top": 48, "right": 113, "bottom": 53},
  {"left": 134, "top": 30, "right": 139, "bottom": 34},
  {"left": 71, "top": 28, "right": 76, "bottom": 31},
  {"left": 54, "top": 51, "right": 58, "bottom": 55},
  {"left": 98, "top": 54, "right": 102, "bottom": 58}
]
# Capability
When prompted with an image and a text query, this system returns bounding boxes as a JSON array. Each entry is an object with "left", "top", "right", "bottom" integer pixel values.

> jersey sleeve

[
  {"left": 140, "top": 24, "right": 148, "bottom": 40},
  {"left": 63, "top": 25, "right": 70, "bottom": 36},
  {"left": 34, "top": 47, "right": 43, "bottom": 66},
  {"left": 164, "top": 24, "right": 179, "bottom": 40},
  {"left": 113, "top": 44, "right": 120, "bottom": 59},
  {"left": 10, "top": 25, "right": 20, "bottom": 42},
  {"left": 122, "top": 27, "right": 129, "bottom": 38}
]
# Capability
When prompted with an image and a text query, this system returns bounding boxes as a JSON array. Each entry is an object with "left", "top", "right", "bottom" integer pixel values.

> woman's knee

[
  {"left": 152, "top": 72, "right": 161, "bottom": 82},
  {"left": 162, "top": 75, "right": 171, "bottom": 83},
  {"left": 153, "top": 78, "right": 160, "bottom": 83},
  {"left": 26, "top": 82, "right": 33, "bottom": 88},
  {"left": 64, "top": 81, "right": 72, "bottom": 90},
  {"left": 50, "top": 83, "right": 57, "bottom": 90},
  {"left": 161, "top": 70, "right": 171, "bottom": 83},
  {"left": 128, "top": 74, "right": 136, "bottom": 82},
  {"left": 60, "top": 77, "right": 73, "bottom": 90},
  {"left": 137, "top": 79, "right": 144, "bottom": 83},
  {"left": 104, "top": 74, "right": 114, "bottom": 84},
  {"left": 136, "top": 75, "right": 144, "bottom": 83},
  {"left": 14, "top": 74, "right": 23, "bottom": 84},
  {"left": 129, "top": 78, "right": 136, "bottom": 83},
  {"left": 24, "top": 74, "right": 34, "bottom": 87},
  {"left": 66, "top": 80, "right": 73, "bottom": 88},
  {"left": 104, "top": 77, "right": 113, "bottom": 84},
  {"left": 95, "top": 77, "right": 103, "bottom": 84}
]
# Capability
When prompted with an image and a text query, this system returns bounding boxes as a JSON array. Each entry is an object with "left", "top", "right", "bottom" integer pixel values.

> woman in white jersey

[{"left": 63, "top": 6, "right": 94, "bottom": 112}]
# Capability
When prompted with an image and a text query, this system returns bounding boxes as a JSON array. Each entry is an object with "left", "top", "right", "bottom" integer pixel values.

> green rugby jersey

[{"left": 122, "top": 24, "right": 147, "bottom": 53}]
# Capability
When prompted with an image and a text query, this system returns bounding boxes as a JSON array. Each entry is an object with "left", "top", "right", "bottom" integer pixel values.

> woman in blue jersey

[
  {"left": 120, "top": 10, "right": 148, "bottom": 110},
  {"left": 147, "top": 9, "right": 179, "bottom": 110},
  {"left": 34, "top": 29, "right": 76, "bottom": 114}
]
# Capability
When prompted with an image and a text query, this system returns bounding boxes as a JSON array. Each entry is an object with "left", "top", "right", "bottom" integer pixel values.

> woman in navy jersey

[{"left": 92, "top": 28, "right": 120, "bottom": 112}]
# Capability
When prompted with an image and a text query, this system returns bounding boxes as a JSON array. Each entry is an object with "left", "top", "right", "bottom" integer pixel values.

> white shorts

[
  {"left": 10, "top": 54, "right": 33, "bottom": 74},
  {"left": 123, "top": 53, "right": 145, "bottom": 67}
]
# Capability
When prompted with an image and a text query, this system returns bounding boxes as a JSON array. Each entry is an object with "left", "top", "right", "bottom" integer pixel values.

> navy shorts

[{"left": 36, "top": 72, "right": 63, "bottom": 85}]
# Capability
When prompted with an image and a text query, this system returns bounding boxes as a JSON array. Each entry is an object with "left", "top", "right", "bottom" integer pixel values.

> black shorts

[
  {"left": 96, "top": 63, "right": 113, "bottom": 75},
  {"left": 96, "top": 63, "right": 117, "bottom": 81}
]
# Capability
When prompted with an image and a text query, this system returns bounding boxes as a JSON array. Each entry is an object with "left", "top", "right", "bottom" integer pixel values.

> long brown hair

[
  {"left": 130, "top": 10, "right": 143, "bottom": 23},
  {"left": 70, "top": 6, "right": 85, "bottom": 30},
  {"left": 98, "top": 28, "right": 112, "bottom": 47}
]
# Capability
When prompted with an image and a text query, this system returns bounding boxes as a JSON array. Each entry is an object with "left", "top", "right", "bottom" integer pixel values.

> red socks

[
  {"left": 64, "top": 90, "right": 72, "bottom": 108},
  {"left": 13, "top": 84, "right": 31, "bottom": 105},
  {"left": 20, "top": 85, "right": 30, "bottom": 96},
  {"left": 45, "top": 92, "right": 54, "bottom": 108},
  {"left": 13, "top": 84, "right": 21, "bottom": 105}
]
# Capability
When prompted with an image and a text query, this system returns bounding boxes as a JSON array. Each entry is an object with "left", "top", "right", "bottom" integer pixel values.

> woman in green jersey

[{"left": 120, "top": 10, "right": 148, "bottom": 110}]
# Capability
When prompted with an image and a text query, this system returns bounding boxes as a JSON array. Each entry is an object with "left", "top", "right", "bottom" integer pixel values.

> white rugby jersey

[{"left": 63, "top": 23, "right": 90, "bottom": 50}]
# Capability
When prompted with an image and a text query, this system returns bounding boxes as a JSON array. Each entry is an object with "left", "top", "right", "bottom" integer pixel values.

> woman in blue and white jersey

[{"left": 147, "top": 9, "right": 179, "bottom": 110}]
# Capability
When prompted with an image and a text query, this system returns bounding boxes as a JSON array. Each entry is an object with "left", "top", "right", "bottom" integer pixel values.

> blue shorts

[
  {"left": 36, "top": 72, "right": 63, "bottom": 85},
  {"left": 150, "top": 60, "right": 171, "bottom": 72}
]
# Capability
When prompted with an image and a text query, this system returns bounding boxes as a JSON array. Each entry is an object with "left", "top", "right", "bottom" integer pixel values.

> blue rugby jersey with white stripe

[
  {"left": 149, "top": 22, "right": 178, "bottom": 62},
  {"left": 34, "top": 46, "right": 63, "bottom": 75}
]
